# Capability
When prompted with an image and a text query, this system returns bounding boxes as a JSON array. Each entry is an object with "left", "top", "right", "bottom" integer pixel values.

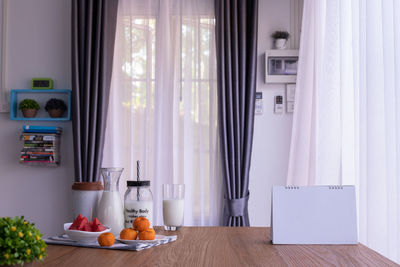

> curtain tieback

[{"left": 226, "top": 193, "right": 249, "bottom": 217}]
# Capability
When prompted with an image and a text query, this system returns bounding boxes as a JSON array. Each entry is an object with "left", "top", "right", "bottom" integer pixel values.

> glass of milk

[{"left": 163, "top": 184, "right": 185, "bottom": 231}]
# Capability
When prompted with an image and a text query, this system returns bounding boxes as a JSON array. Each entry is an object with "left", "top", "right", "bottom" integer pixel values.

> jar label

[{"left": 124, "top": 200, "right": 153, "bottom": 228}]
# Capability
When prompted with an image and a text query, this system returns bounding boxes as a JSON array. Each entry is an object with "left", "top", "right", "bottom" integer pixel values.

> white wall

[
  {"left": 249, "top": 0, "right": 293, "bottom": 226},
  {"left": 0, "top": 0, "right": 73, "bottom": 237},
  {"left": 0, "top": 0, "right": 293, "bottom": 234}
]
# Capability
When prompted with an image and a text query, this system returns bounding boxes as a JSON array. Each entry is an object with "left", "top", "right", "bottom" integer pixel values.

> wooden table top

[{"left": 35, "top": 227, "right": 397, "bottom": 267}]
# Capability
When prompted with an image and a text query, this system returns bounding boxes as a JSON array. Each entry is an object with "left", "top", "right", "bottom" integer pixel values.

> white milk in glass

[
  {"left": 97, "top": 191, "right": 124, "bottom": 236},
  {"left": 163, "top": 199, "right": 184, "bottom": 227},
  {"left": 124, "top": 200, "right": 153, "bottom": 228}
]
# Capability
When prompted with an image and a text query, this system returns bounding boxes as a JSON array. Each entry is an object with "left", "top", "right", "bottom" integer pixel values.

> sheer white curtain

[
  {"left": 288, "top": 0, "right": 400, "bottom": 263},
  {"left": 103, "top": 0, "right": 223, "bottom": 227}
]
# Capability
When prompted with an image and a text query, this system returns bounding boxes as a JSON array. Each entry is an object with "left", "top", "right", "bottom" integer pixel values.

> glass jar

[{"left": 124, "top": 180, "right": 153, "bottom": 228}]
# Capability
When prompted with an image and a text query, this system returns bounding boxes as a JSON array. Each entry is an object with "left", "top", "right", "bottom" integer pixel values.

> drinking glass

[{"left": 163, "top": 184, "right": 185, "bottom": 231}]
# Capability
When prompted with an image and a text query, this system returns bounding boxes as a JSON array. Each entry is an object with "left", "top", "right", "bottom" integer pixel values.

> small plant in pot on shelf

[
  {"left": 18, "top": 99, "right": 40, "bottom": 118},
  {"left": 271, "top": 31, "right": 290, "bottom": 49},
  {"left": 0, "top": 216, "right": 47, "bottom": 266},
  {"left": 45, "top": 98, "right": 67, "bottom": 118}
]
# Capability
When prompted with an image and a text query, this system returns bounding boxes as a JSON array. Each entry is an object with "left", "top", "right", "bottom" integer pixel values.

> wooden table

[{"left": 35, "top": 227, "right": 398, "bottom": 267}]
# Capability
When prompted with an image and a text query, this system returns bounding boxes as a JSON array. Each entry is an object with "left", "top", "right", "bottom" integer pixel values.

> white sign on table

[{"left": 271, "top": 185, "right": 358, "bottom": 244}]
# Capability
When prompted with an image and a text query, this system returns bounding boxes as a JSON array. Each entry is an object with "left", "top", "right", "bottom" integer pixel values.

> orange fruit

[
  {"left": 98, "top": 232, "right": 115, "bottom": 246},
  {"left": 120, "top": 228, "right": 137, "bottom": 240},
  {"left": 133, "top": 217, "right": 150, "bottom": 232},
  {"left": 138, "top": 228, "right": 155, "bottom": 240}
]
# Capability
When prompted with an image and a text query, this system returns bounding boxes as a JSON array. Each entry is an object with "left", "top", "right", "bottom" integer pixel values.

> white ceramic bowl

[{"left": 64, "top": 223, "right": 111, "bottom": 243}]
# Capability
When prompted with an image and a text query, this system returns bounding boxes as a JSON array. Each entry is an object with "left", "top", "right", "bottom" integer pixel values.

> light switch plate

[
  {"left": 287, "top": 101, "right": 295, "bottom": 113},
  {"left": 286, "top": 84, "right": 296, "bottom": 102}
]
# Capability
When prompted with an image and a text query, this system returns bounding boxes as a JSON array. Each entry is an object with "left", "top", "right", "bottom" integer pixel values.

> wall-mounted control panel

[
  {"left": 265, "top": 50, "right": 299, "bottom": 84},
  {"left": 274, "top": 95, "right": 284, "bottom": 114},
  {"left": 255, "top": 92, "right": 263, "bottom": 115}
]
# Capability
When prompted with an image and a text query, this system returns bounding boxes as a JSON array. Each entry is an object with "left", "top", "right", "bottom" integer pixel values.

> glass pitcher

[{"left": 97, "top": 167, "right": 124, "bottom": 236}]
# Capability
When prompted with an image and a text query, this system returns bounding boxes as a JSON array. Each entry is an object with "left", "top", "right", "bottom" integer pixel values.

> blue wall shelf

[{"left": 10, "top": 89, "right": 71, "bottom": 121}]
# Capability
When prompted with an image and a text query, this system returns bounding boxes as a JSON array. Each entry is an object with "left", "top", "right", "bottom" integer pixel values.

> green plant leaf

[
  {"left": 18, "top": 99, "right": 40, "bottom": 110},
  {"left": 0, "top": 216, "right": 47, "bottom": 265}
]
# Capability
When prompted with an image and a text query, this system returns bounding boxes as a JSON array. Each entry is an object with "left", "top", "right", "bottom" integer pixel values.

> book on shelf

[
  {"left": 20, "top": 159, "right": 59, "bottom": 163},
  {"left": 20, "top": 133, "right": 59, "bottom": 141},
  {"left": 20, "top": 157, "right": 58, "bottom": 161},
  {"left": 20, "top": 151, "right": 59, "bottom": 157},
  {"left": 23, "top": 140, "right": 59, "bottom": 144},
  {"left": 23, "top": 144, "right": 58, "bottom": 148},
  {"left": 21, "top": 147, "right": 58, "bottom": 153},
  {"left": 20, "top": 159, "right": 58, "bottom": 163},
  {"left": 21, "top": 151, "right": 55, "bottom": 155},
  {"left": 19, "top": 155, "right": 60, "bottom": 162},
  {"left": 19, "top": 126, "right": 62, "bottom": 166},
  {"left": 22, "top": 125, "right": 62, "bottom": 134}
]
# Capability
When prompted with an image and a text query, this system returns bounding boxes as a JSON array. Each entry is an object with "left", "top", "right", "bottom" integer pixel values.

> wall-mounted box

[
  {"left": 10, "top": 89, "right": 71, "bottom": 121},
  {"left": 265, "top": 50, "right": 299, "bottom": 83},
  {"left": 255, "top": 92, "right": 263, "bottom": 115}
]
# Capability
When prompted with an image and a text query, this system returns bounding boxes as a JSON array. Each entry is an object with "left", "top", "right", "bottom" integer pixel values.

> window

[{"left": 104, "top": 0, "right": 222, "bottom": 226}]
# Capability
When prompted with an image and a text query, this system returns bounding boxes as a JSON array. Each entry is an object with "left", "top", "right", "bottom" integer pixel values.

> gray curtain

[
  {"left": 215, "top": 0, "right": 258, "bottom": 226},
  {"left": 71, "top": 0, "right": 119, "bottom": 182}
]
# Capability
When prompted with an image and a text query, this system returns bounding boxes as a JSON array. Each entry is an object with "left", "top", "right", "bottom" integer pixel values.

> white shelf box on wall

[{"left": 265, "top": 50, "right": 299, "bottom": 84}]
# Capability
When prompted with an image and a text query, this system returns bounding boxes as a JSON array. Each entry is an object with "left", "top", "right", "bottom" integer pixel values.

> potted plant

[
  {"left": 271, "top": 31, "right": 290, "bottom": 49},
  {"left": 18, "top": 99, "right": 40, "bottom": 118},
  {"left": 45, "top": 98, "right": 67, "bottom": 118},
  {"left": 0, "top": 216, "right": 47, "bottom": 266}
]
